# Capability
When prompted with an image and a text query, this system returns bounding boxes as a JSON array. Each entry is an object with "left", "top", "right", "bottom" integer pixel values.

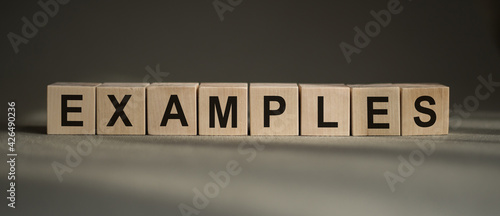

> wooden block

[
  {"left": 250, "top": 83, "right": 299, "bottom": 135},
  {"left": 350, "top": 84, "right": 400, "bottom": 136},
  {"left": 299, "top": 84, "right": 350, "bottom": 136},
  {"left": 398, "top": 83, "right": 449, "bottom": 135},
  {"left": 96, "top": 83, "right": 149, "bottom": 135},
  {"left": 147, "top": 83, "right": 198, "bottom": 135},
  {"left": 198, "top": 83, "right": 248, "bottom": 135},
  {"left": 47, "top": 82, "right": 101, "bottom": 134}
]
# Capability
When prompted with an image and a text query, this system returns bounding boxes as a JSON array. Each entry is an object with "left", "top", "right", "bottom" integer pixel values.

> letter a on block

[
  {"left": 250, "top": 83, "right": 299, "bottom": 135},
  {"left": 97, "top": 83, "right": 149, "bottom": 135},
  {"left": 147, "top": 83, "right": 198, "bottom": 135},
  {"left": 397, "top": 83, "right": 449, "bottom": 135},
  {"left": 198, "top": 83, "right": 248, "bottom": 135},
  {"left": 350, "top": 84, "right": 400, "bottom": 136},
  {"left": 47, "top": 82, "right": 101, "bottom": 134}
]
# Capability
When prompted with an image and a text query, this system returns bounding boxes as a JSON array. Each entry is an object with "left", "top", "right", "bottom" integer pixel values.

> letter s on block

[{"left": 413, "top": 96, "right": 436, "bottom": 127}]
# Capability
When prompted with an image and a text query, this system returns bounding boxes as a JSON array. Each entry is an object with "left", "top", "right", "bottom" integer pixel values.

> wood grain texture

[
  {"left": 299, "top": 84, "right": 350, "bottom": 136},
  {"left": 397, "top": 83, "right": 449, "bottom": 135},
  {"left": 47, "top": 82, "right": 101, "bottom": 134},
  {"left": 350, "top": 84, "right": 400, "bottom": 136},
  {"left": 97, "top": 83, "right": 149, "bottom": 135},
  {"left": 147, "top": 83, "right": 198, "bottom": 135},
  {"left": 198, "top": 83, "right": 248, "bottom": 135},
  {"left": 250, "top": 83, "right": 299, "bottom": 135}
]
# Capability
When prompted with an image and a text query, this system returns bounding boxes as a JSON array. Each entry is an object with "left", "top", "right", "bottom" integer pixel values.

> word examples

[{"left": 47, "top": 82, "right": 449, "bottom": 136}]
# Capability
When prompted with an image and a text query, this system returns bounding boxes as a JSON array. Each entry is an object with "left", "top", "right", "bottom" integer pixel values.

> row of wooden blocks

[{"left": 47, "top": 82, "right": 449, "bottom": 136}]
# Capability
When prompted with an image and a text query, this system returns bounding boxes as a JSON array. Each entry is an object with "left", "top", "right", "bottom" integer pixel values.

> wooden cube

[
  {"left": 299, "top": 84, "right": 350, "bottom": 136},
  {"left": 147, "top": 83, "right": 198, "bottom": 135},
  {"left": 398, "top": 83, "right": 449, "bottom": 135},
  {"left": 250, "top": 83, "right": 299, "bottom": 135},
  {"left": 47, "top": 82, "right": 101, "bottom": 134},
  {"left": 350, "top": 84, "right": 400, "bottom": 136},
  {"left": 97, "top": 83, "right": 149, "bottom": 135},
  {"left": 198, "top": 83, "right": 248, "bottom": 135}
]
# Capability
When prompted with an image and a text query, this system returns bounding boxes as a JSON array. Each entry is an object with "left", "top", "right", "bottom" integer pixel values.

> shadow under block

[
  {"left": 198, "top": 83, "right": 248, "bottom": 135},
  {"left": 147, "top": 83, "right": 198, "bottom": 135},
  {"left": 299, "top": 84, "right": 350, "bottom": 136},
  {"left": 350, "top": 84, "right": 401, "bottom": 136},
  {"left": 250, "top": 83, "right": 299, "bottom": 135},
  {"left": 47, "top": 82, "right": 101, "bottom": 134},
  {"left": 97, "top": 83, "right": 149, "bottom": 135},
  {"left": 398, "top": 84, "right": 449, "bottom": 135}
]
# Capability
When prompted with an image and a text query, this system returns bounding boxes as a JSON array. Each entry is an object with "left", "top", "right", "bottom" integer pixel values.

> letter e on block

[
  {"left": 47, "top": 82, "right": 101, "bottom": 134},
  {"left": 350, "top": 84, "right": 400, "bottom": 136},
  {"left": 398, "top": 84, "right": 449, "bottom": 135}
]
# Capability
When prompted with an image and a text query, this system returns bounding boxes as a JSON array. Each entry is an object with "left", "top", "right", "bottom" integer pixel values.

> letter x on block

[{"left": 97, "top": 83, "right": 149, "bottom": 135}]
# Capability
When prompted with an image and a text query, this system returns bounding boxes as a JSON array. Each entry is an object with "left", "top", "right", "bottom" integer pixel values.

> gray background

[
  {"left": 0, "top": 0, "right": 499, "bottom": 127},
  {"left": 1, "top": 0, "right": 500, "bottom": 216}
]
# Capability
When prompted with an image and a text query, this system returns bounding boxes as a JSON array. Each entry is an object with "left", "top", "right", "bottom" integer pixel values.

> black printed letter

[
  {"left": 414, "top": 96, "right": 436, "bottom": 127},
  {"left": 210, "top": 96, "right": 237, "bottom": 128},
  {"left": 264, "top": 96, "right": 286, "bottom": 127},
  {"left": 107, "top": 95, "right": 132, "bottom": 126},
  {"left": 61, "top": 95, "right": 83, "bottom": 126},
  {"left": 367, "top": 97, "right": 389, "bottom": 129}
]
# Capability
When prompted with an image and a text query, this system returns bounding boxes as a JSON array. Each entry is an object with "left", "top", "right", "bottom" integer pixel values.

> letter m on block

[{"left": 209, "top": 96, "right": 237, "bottom": 128}]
